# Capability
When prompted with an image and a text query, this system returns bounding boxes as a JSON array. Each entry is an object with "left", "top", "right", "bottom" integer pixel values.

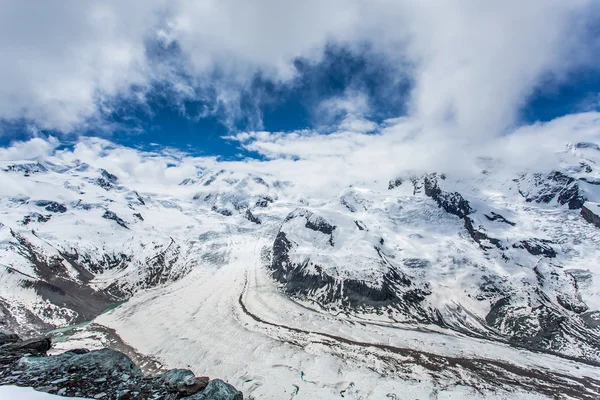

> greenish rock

[
  {"left": 18, "top": 348, "right": 142, "bottom": 376},
  {"left": 160, "top": 368, "right": 209, "bottom": 395},
  {"left": 160, "top": 368, "right": 195, "bottom": 387},
  {"left": 182, "top": 379, "right": 243, "bottom": 400}
]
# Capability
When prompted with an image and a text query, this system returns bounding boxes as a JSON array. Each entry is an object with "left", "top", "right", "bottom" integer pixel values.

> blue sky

[
  {"left": 2, "top": 56, "right": 599, "bottom": 160},
  {"left": 1, "top": 1, "right": 600, "bottom": 163}
]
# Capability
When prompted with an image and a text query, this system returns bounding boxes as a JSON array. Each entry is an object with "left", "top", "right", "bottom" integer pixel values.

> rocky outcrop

[
  {"left": 484, "top": 212, "right": 515, "bottom": 226},
  {"left": 245, "top": 210, "right": 261, "bottom": 224},
  {"left": 97, "top": 169, "right": 118, "bottom": 190},
  {"left": 417, "top": 174, "right": 502, "bottom": 249},
  {"left": 183, "top": 380, "right": 243, "bottom": 400},
  {"left": 270, "top": 224, "right": 433, "bottom": 320},
  {"left": 35, "top": 200, "right": 67, "bottom": 213},
  {"left": 102, "top": 210, "right": 129, "bottom": 229},
  {"left": 464, "top": 217, "right": 502, "bottom": 250},
  {"left": 581, "top": 202, "right": 600, "bottom": 228},
  {"left": 518, "top": 171, "right": 586, "bottom": 209},
  {"left": 422, "top": 174, "right": 473, "bottom": 218},
  {"left": 388, "top": 178, "right": 403, "bottom": 190},
  {"left": 0, "top": 333, "right": 243, "bottom": 400},
  {"left": 5, "top": 163, "right": 48, "bottom": 176},
  {"left": 22, "top": 212, "right": 51, "bottom": 225},
  {"left": 512, "top": 239, "right": 556, "bottom": 258}
]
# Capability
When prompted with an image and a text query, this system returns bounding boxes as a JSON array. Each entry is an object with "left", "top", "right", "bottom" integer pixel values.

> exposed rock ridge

[{"left": 0, "top": 333, "right": 243, "bottom": 399}]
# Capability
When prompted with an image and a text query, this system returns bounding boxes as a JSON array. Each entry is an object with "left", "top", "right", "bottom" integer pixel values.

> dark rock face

[
  {"left": 102, "top": 210, "right": 129, "bottom": 229},
  {"left": 484, "top": 212, "right": 516, "bottom": 226},
  {"left": 97, "top": 169, "right": 118, "bottom": 190},
  {"left": 0, "top": 337, "right": 52, "bottom": 365},
  {"left": 0, "top": 333, "right": 19, "bottom": 346},
  {"left": 134, "top": 191, "right": 145, "bottom": 206},
  {"left": 354, "top": 220, "right": 366, "bottom": 231},
  {"left": 5, "top": 163, "right": 47, "bottom": 176},
  {"left": 304, "top": 215, "right": 336, "bottom": 236},
  {"left": 512, "top": 239, "right": 556, "bottom": 258},
  {"left": 203, "top": 169, "right": 224, "bottom": 186},
  {"left": 214, "top": 208, "right": 233, "bottom": 216},
  {"left": 422, "top": 174, "right": 473, "bottom": 219},
  {"left": 269, "top": 225, "right": 434, "bottom": 321},
  {"left": 245, "top": 210, "right": 261, "bottom": 224},
  {"left": 575, "top": 142, "right": 600, "bottom": 151},
  {"left": 581, "top": 203, "right": 600, "bottom": 228},
  {"left": 0, "top": 334, "right": 243, "bottom": 400},
  {"left": 464, "top": 218, "right": 502, "bottom": 249},
  {"left": 8, "top": 231, "right": 124, "bottom": 329},
  {"left": 557, "top": 294, "right": 588, "bottom": 314},
  {"left": 417, "top": 174, "right": 503, "bottom": 250},
  {"left": 160, "top": 369, "right": 209, "bottom": 396},
  {"left": 22, "top": 213, "right": 51, "bottom": 225},
  {"left": 388, "top": 178, "right": 403, "bottom": 190},
  {"left": 485, "top": 294, "right": 600, "bottom": 361},
  {"left": 133, "top": 213, "right": 144, "bottom": 221},
  {"left": 518, "top": 171, "right": 586, "bottom": 210},
  {"left": 35, "top": 200, "right": 67, "bottom": 213},
  {"left": 182, "top": 379, "right": 243, "bottom": 400},
  {"left": 285, "top": 209, "right": 337, "bottom": 246},
  {"left": 255, "top": 197, "right": 274, "bottom": 208}
]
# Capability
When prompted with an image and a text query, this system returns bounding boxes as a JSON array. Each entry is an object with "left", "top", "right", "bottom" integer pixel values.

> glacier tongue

[{"left": 1, "top": 148, "right": 600, "bottom": 398}]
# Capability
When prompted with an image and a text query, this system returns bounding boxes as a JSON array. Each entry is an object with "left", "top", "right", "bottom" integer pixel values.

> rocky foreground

[{"left": 0, "top": 332, "right": 242, "bottom": 399}]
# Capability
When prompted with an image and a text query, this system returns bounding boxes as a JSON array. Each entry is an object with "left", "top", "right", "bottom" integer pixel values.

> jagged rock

[
  {"left": 575, "top": 142, "right": 600, "bottom": 151},
  {"left": 97, "top": 169, "right": 118, "bottom": 190},
  {"left": 464, "top": 217, "right": 502, "bottom": 250},
  {"left": 5, "top": 163, "right": 47, "bottom": 176},
  {"left": 388, "top": 178, "right": 403, "bottom": 190},
  {"left": 417, "top": 174, "right": 503, "bottom": 249},
  {"left": 160, "top": 369, "right": 209, "bottom": 396},
  {"left": 182, "top": 379, "right": 243, "bottom": 400},
  {"left": 271, "top": 232, "right": 398, "bottom": 307},
  {"left": 134, "top": 191, "right": 145, "bottom": 206},
  {"left": 133, "top": 212, "right": 144, "bottom": 221},
  {"left": 556, "top": 294, "right": 588, "bottom": 314},
  {"left": 484, "top": 212, "right": 516, "bottom": 226},
  {"left": 0, "top": 337, "right": 51, "bottom": 365},
  {"left": 102, "top": 210, "right": 129, "bottom": 229},
  {"left": 581, "top": 202, "right": 600, "bottom": 228},
  {"left": 22, "top": 212, "right": 51, "bottom": 225},
  {"left": 421, "top": 174, "right": 473, "bottom": 218},
  {"left": 512, "top": 239, "right": 556, "bottom": 258},
  {"left": 518, "top": 171, "right": 586, "bottom": 209},
  {"left": 0, "top": 332, "right": 19, "bottom": 346},
  {"left": 35, "top": 200, "right": 67, "bottom": 213},
  {"left": 0, "top": 333, "right": 241, "bottom": 400},
  {"left": 285, "top": 209, "right": 337, "bottom": 246},
  {"left": 255, "top": 196, "right": 274, "bottom": 208},
  {"left": 245, "top": 210, "right": 261, "bottom": 224}
]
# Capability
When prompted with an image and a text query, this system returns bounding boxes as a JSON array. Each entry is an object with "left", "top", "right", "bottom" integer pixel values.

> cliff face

[
  {"left": 581, "top": 202, "right": 600, "bottom": 228},
  {"left": 0, "top": 332, "right": 242, "bottom": 400}
]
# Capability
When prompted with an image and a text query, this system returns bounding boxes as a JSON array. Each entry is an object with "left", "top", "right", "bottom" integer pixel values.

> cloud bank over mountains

[
  {"left": 1, "top": 0, "right": 600, "bottom": 191},
  {"left": 1, "top": 1, "right": 599, "bottom": 134}
]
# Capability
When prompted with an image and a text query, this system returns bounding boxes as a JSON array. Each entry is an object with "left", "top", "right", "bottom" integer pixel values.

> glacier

[{"left": 1, "top": 141, "right": 600, "bottom": 399}]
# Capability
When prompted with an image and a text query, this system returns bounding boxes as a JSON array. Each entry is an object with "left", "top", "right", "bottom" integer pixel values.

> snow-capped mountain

[{"left": 1, "top": 141, "right": 600, "bottom": 398}]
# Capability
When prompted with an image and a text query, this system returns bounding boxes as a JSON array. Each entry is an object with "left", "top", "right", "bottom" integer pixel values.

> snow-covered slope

[{"left": 1, "top": 142, "right": 600, "bottom": 398}]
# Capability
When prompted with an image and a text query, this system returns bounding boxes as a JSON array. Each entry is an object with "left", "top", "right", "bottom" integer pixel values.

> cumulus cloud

[
  {"left": 0, "top": 136, "right": 59, "bottom": 161},
  {"left": 224, "top": 111, "right": 600, "bottom": 195},
  {"left": 0, "top": 0, "right": 598, "bottom": 138},
  {"left": 1, "top": 111, "right": 600, "bottom": 199}
]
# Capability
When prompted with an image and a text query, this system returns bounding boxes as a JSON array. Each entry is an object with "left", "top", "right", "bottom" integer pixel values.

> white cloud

[
  {"left": 1, "top": 112, "right": 599, "bottom": 198},
  {"left": 0, "top": 136, "right": 59, "bottom": 161},
  {"left": 0, "top": 0, "right": 598, "bottom": 137},
  {"left": 0, "top": 0, "right": 167, "bottom": 132}
]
